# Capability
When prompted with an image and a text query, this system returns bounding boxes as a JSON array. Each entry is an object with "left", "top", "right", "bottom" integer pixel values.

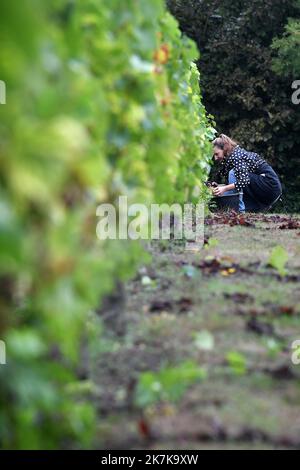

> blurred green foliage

[
  {"left": 272, "top": 1, "right": 300, "bottom": 77},
  {"left": 0, "top": 0, "right": 213, "bottom": 448}
]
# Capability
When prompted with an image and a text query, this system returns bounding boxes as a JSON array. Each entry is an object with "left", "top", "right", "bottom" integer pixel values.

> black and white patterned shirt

[{"left": 219, "top": 145, "right": 265, "bottom": 191}]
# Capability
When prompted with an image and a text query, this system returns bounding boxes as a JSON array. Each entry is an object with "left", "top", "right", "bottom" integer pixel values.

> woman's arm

[{"left": 213, "top": 183, "right": 235, "bottom": 196}]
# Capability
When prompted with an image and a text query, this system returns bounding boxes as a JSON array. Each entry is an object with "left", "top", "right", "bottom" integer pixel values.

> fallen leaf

[
  {"left": 137, "top": 418, "right": 151, "bottom": 439},
  {"left": 265, "top": 365, "right": 296, "bottom": 380},
  {"left": 176, "top": 297, "right": 193, "bottom": 312},
  {"left": 278, "top": 219, "right": 300, "bottom": 230}
]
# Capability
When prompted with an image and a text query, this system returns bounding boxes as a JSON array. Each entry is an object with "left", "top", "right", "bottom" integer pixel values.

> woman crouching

[{"left": 212, "top": 134, "right": 282, "bottom": 213}]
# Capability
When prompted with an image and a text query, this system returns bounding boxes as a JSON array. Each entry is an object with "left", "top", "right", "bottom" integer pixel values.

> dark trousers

[{"left": 243, "top": 162, "right": 282, "bottom": 212}]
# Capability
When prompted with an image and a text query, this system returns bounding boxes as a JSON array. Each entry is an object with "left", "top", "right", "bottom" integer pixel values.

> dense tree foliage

[
  {"left": 167, "top": 0, "right": 300, "bottom": 210},
  {"left": 0, "top": 0, "right": 213, "bottom": 449}
]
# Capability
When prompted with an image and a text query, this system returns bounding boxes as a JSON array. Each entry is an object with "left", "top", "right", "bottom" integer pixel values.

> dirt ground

[{"left": 92, "top": 212, "right": 300, "bottom": 450}]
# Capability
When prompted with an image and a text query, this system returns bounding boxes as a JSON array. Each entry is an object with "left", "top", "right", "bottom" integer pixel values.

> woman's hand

[{"left": 212, "top": 185, "right": 227, "bottom": 197}]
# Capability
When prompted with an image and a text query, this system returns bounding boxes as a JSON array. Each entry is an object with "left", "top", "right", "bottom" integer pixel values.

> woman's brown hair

[{"left": 213, "top": 134, "right": 238, "bottom": 157}]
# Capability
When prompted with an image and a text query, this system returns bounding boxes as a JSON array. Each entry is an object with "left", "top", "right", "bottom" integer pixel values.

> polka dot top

[{"left": 219, "top": 145, "right": 266, "bottom": 191}]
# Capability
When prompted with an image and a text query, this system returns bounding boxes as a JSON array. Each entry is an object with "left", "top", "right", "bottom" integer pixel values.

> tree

[{"left": 0, "top": 0, "right": 213, "bottom": 449}]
